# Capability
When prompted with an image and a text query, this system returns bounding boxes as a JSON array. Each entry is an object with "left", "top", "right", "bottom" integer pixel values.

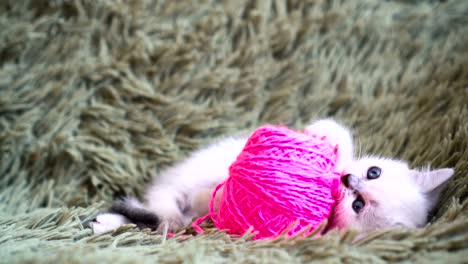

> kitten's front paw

[
  {"left": 305, "top": 119, "right": 353, "bottom": 172},
  {"left": 90, "top": 213, "right": 130, "bottom": 234},
  {"left": 306, "top": 120, "right": 340, "bottom": 148}
]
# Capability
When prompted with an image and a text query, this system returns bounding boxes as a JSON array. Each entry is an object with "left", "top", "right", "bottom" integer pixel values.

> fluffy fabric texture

[
  {"left": 206, "top": 125, "right": 339, "bottom": 239},
  {"left": 0, "top": 0, "right": 467, "bottom": 263}
]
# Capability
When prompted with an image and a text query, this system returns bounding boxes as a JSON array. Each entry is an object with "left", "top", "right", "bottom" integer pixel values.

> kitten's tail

[{"left": 109, "top": 197, "right": 160, "bottom": 230}]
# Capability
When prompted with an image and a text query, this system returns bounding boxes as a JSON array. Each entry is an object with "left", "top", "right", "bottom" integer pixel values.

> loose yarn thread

[{"left": 193, "top": 125, "right": 340, "bottom": 239}]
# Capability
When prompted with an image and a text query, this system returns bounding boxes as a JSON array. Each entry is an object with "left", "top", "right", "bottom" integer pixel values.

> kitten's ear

[{"left": 410, "top": 168, "right": 454, "bottom": 193}]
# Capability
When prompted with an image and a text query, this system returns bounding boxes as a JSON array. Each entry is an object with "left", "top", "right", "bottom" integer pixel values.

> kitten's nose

[
  {"left": 341, "top": 174, "right": 362, "bottom": 191},
  {"left": 341, "top": 174, "right": 351, "bottom": 188}
]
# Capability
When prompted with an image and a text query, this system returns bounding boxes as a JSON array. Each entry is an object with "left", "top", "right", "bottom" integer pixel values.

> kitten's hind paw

[{"left": 90, "top": 213, "right": 130, "bottom": 234}]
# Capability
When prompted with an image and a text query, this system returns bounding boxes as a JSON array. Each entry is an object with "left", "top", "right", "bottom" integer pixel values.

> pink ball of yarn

[{"left": 209, "top": 125, "right": 340, "bottom": 240}]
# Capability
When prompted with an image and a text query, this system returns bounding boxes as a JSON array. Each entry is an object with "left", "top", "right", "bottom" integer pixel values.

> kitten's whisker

[
  {"left": 356, "top": 137, "right": 363, "bottom": 159},
  {"left": 359, "top": 138, "right": 362, "bottom": 159}
]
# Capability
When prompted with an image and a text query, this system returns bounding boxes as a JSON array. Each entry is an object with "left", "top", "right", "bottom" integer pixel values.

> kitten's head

[{"left": 330, "top": 157, "right": 454, "bottom": 232}]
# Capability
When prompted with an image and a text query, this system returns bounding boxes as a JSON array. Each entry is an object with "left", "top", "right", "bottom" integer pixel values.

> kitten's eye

[
  {"left": 352, "top": 196, "right": 365, "bottom": 213},
  {"left": 367, "top": 166, "right": 381, "bottom": 180}
]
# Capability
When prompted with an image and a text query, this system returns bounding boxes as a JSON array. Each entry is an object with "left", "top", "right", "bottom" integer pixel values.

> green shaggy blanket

[{"left": 1, "top": 0, "right": 467, "bottom": 263}]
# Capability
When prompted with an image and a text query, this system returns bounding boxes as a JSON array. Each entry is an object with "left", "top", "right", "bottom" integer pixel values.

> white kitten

[{"left": 90, "top": 119, "right": 454, "bottom": 235}]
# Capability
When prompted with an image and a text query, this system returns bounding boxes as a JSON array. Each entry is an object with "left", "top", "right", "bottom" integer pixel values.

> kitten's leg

[
  {"left": 91, "top": 137, "right": 245, "bottom": 234},
  {"left": 109, "top": 198, "right": 160, "bottom": 230},
  {"left": 90, "top": 197, "right": 158, "bottom": 234},
  {"left": 305, "top": 119, "right": 354, "bottom": 173}
]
